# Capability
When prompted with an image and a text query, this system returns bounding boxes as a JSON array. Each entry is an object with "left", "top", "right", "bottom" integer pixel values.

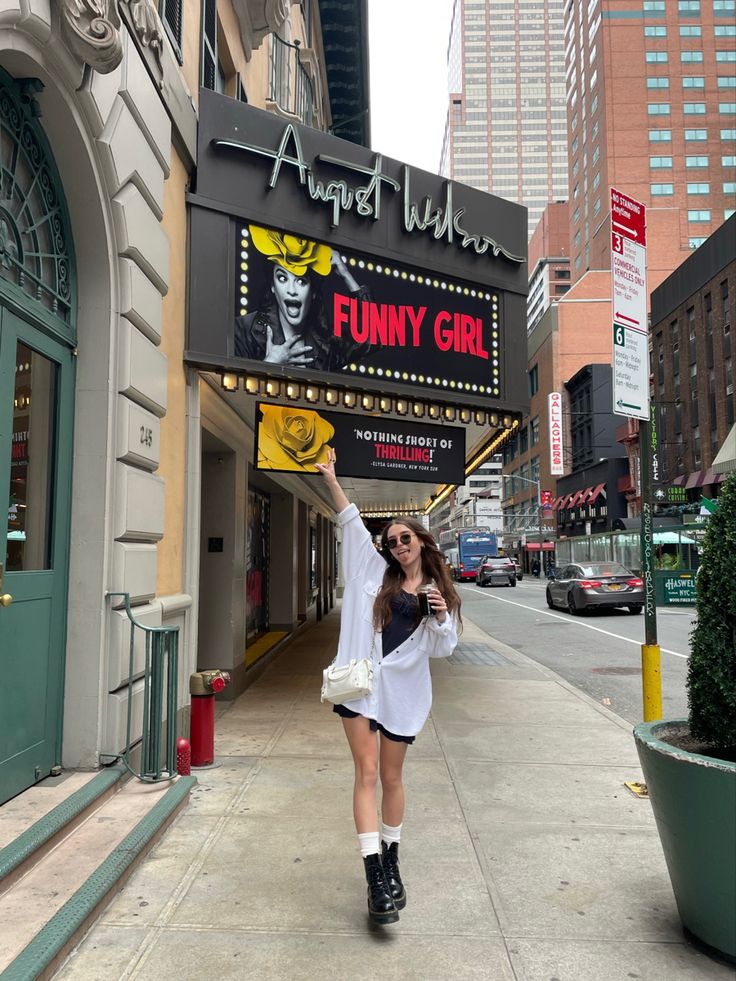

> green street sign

[{"left": 659, "top": 573, "right": 697, "bottom": 605}]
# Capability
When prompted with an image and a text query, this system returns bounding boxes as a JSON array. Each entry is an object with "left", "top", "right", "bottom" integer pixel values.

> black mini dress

[{"left": 333, "top": 591, "right": 421, "bottom": 744}]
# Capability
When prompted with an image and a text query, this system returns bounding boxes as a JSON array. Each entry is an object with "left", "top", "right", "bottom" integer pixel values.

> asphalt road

[{"left": 457, "top": 576, "right": 694, "bottom": 725}]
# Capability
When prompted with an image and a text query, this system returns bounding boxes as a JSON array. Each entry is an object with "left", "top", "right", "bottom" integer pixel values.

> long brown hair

[{"left": 374, "top": 517, "right": 462, "bottom": 631}]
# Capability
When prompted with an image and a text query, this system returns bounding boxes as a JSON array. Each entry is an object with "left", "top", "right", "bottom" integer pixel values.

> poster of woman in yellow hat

[{"left": 234, "top": 224, "right": 369, "bottom": 372}]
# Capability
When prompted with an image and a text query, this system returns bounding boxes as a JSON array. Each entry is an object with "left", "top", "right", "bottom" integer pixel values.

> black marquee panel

[{"left": 187, "top": 90, "right": 529, "bottom": 417}]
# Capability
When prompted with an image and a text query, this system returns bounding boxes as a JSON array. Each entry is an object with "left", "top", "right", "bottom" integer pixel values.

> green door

[{"left": 0, "top": 307, "right": 74, "bottom": 804}]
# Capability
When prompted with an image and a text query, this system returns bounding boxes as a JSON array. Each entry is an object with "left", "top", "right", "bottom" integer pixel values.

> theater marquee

[{"left": 186, "top": 90, "right": 529, "bottom": 418}]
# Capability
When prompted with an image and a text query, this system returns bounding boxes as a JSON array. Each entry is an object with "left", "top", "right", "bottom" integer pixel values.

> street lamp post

[{"left": 500, "top": 474, "right": 544, "bottom": 570}]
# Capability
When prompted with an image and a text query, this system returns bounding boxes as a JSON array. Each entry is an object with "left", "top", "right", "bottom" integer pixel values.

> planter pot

[{"left": 634, "top": 719, "right": 736, "bottom": 962}]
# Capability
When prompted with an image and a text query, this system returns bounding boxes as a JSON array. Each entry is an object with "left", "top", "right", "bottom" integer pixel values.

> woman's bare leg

[
  {"left": 342, "top": 716, "right": 380, "bottom": 832},
  {"left": 379, "top": 735, "right": 409, "bottom": 827}
]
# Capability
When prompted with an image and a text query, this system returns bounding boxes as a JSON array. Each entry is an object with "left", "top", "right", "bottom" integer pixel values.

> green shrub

[{"left": 688, "top": 471, "right": 736, "bottom": 750}]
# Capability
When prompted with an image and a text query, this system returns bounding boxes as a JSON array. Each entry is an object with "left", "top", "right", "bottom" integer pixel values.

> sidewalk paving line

[{"left": 114, "top": 704, "right": 300, "bottom": 980}]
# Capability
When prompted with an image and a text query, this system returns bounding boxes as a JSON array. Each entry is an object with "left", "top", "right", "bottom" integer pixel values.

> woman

[
  {"left": 234, "top": 225, "right": 369, "bottom": 371},
  {"left": 315, "top": 450, "right": 461, "bottom": 925}
]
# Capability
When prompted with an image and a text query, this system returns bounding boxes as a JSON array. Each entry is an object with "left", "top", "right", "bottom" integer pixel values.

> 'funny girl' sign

[{"left": 234, "top": 223, "right": 503, "bottom": 399}]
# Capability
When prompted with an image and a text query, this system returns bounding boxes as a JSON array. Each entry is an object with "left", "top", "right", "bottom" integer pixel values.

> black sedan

[
  {"left": 476, "top": 556, "right": 517, "bottom": 587},
  {"left": 546, "top": 562, "right": 644, "bottom": 615}
]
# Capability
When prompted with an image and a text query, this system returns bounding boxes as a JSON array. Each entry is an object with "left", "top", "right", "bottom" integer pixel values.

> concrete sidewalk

[{"left": 55, "top": 610, "right": 730, "bottom": 981}]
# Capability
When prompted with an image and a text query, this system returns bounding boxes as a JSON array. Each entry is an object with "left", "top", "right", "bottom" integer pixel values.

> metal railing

[
  {"left": 269, "top": 33, "right": 315, "bottom": 127},
  {"left": 108, "top": 593, "right": 179, "bottom": 783}
]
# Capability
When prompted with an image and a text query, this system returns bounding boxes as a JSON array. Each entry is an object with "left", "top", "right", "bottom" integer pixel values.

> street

[{"left": 458, "top": 578, "right": 693, "bottom": 725}]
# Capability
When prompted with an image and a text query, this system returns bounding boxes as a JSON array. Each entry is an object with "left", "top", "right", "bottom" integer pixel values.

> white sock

[
  {"left": 381, "top": 822, "right": 402, "bottom": 846},
  {"left": 358, "top": 831, "right": 380, "bottom": 858}
]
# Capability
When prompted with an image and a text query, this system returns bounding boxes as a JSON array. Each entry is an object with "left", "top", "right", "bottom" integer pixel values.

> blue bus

[{"left": 439, "top": 529, "right": 498, "bottom": 581}]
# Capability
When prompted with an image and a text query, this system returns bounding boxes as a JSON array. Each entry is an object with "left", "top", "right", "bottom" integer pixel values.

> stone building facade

[{"left": 0, "top": 0, "right": 367, "bottom": 804}]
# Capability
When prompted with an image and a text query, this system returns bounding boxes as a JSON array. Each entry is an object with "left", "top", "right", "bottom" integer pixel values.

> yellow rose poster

[{"left": 255, "top": 403, "right": 465, "bottom": 484}]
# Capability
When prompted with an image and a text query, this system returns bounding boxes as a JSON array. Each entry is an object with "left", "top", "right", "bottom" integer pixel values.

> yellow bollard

[{"left": 641, "top": 644, "right": 663, "bottom": 722}]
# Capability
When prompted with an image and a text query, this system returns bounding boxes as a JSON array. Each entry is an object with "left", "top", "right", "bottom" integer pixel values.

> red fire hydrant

[{"left": 189, "top": 670, "right": 231, "bottom": 767}]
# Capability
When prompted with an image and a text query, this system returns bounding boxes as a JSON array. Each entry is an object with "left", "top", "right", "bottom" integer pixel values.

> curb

[{"left": 459, "top": 611, "right": 637, "bottom": 734}]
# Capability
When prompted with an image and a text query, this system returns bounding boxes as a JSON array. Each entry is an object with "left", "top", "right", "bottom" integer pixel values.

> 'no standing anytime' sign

[{"left": 611, "top": 187, "right": 649, "bottom": 421}]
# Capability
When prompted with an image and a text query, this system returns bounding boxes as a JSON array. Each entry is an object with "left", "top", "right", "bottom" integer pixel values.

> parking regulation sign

[{"left": 611, "top": 188, "right": 648, "bottom": 420}]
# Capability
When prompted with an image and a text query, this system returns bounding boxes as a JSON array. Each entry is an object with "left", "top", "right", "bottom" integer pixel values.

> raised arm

[
  {"left": 315, "top": 449, "right": 350, "bottom": 512},
  {"left": 316, "top": 450, "right": 386, "bottom": 582}
]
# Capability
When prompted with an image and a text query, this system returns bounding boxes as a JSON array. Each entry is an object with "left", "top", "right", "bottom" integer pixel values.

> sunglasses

[{"left": 386, "top": 532, "right": 414, "bottom": 549}]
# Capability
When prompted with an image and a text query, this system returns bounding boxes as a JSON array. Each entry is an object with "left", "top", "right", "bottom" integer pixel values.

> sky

[{"left": 368, "top": 0, "right": 454, "bottom": 173}]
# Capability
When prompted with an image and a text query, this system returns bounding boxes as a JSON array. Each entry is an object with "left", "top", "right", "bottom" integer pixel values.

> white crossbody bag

[{"left": 321, "top": 636, "right": 377, "bottom": 704}]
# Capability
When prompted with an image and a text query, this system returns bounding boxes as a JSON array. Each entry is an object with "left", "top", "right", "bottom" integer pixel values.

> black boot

[
  {"left": 363, "top": 853, "right": 399, "bottom": 924},
  {"left": 381, "top": 840, "right": 406, "bottom": 910}
]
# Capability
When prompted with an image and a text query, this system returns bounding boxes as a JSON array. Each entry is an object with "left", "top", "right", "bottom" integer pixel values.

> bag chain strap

[{"left": 326, "top": 628, "right": 379, "bottom": 671}]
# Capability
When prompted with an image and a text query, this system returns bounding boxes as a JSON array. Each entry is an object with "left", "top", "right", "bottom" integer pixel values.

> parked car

[
  {"left": 476, "top": 556, "right": 517, "bottom": 587},
  {"left": 546, "top": 562, "right": 644, "bottom": 615},
  {"left": 511, "top": 557, "right": 523, "bottom": 581}
]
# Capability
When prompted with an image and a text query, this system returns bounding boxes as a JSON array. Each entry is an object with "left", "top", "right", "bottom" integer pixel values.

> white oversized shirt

[{"left": 332, "top": 503, "right": 458, "bottom": 737}]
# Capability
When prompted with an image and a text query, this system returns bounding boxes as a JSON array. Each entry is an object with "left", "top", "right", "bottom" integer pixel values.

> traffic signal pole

[{"left": 639, "top": 408, "right": 662, "bottom": 721}]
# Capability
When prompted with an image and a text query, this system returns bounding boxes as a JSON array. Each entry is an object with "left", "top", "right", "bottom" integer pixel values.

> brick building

[
  {"left": 565, "top": 0, "right": 736, "bottom": 292},
  {"left": 650, "top": 212, "right": 735, "bottom": 496}
]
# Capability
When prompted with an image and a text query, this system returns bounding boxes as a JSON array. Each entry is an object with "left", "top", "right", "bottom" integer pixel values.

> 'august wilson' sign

[
  {"left": 254, "top": 402, "right": 466, "bottom": 484},
  {"left": 215, "top": 123, "right": 523, "bottom": 265}
]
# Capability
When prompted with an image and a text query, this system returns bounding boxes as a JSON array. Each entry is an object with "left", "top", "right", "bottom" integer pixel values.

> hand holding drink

[{"left": 418, "top": 582, "right": 447, "bottom": 622}]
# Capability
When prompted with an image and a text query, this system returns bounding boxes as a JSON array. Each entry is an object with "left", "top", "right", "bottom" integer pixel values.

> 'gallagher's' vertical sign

[{"left": 548, "top": 392, "right": 564, "bottom": 476}]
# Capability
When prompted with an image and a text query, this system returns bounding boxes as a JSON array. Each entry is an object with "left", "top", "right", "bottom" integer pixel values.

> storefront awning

[
  {"left": 685, "top": 469, "right": 726, "bottom": 489},
  {"left": 586, "top": 482, "right": 606, "bottom": 505},
  {"left": 554, "top": 494, "right": 569, "bottom": 510},
  {"left": 713, "top": 423, "right": 736, "bottom": 475},
  {"left": 567, "top": 488, "right": 590, "bottom": 508}
]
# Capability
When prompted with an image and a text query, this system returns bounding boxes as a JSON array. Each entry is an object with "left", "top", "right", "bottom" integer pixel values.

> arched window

[{"left": 0, "top": 70, "right": 75, "bottom": 333}]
